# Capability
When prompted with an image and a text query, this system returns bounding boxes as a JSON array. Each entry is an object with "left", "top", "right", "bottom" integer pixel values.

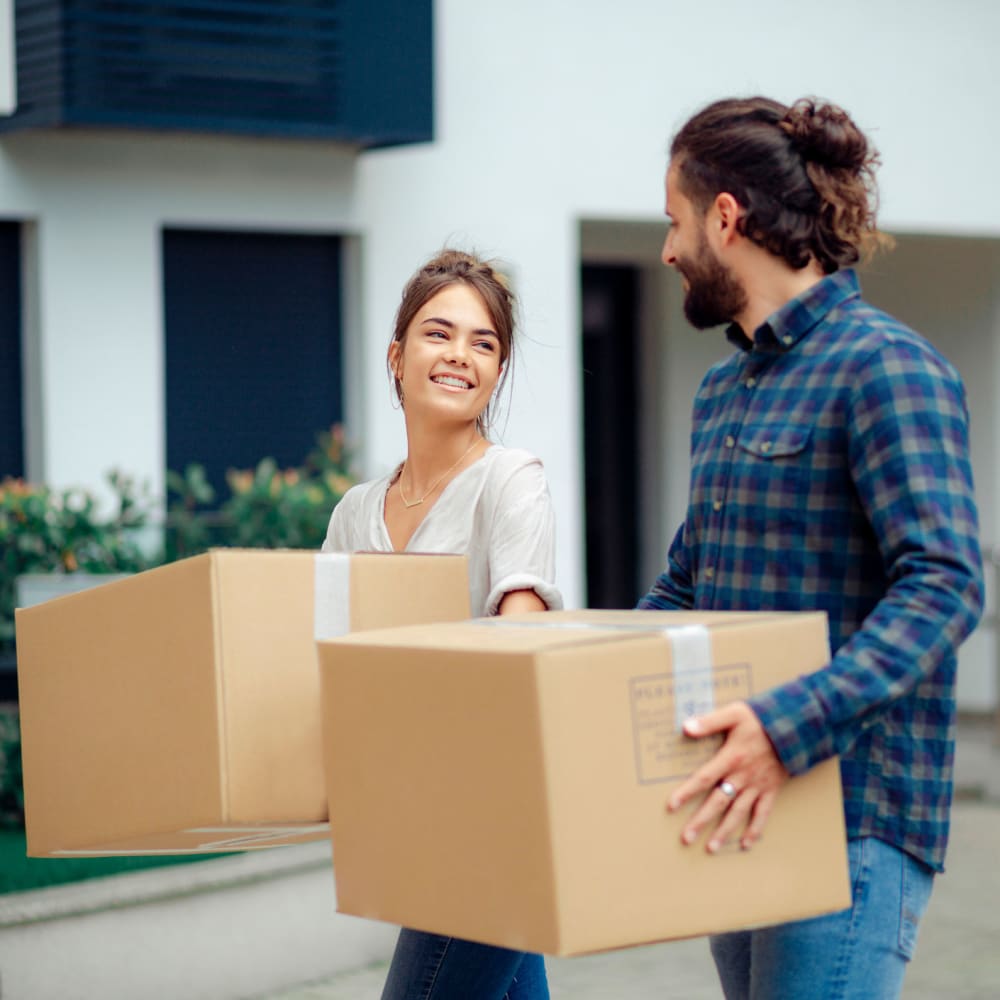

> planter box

[{"left": 16, "top": 573, "right": 134, "bottom": 609}]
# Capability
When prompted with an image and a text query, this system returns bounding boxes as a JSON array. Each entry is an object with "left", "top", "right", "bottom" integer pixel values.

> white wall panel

[
  {"left": 0, "top": 132, "right": 358, "bottom": 503},
  {"left": 1, "top": 0, "right": 998, "bottom": 655}
]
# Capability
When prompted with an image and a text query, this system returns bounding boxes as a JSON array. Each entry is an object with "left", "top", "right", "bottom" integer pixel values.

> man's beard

[{"left": 677, "top": 234, "right": 747, "bottom": 330}]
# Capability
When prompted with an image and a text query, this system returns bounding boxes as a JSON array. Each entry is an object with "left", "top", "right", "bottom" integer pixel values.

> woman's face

[{"left": 389, "top": 284, "right": 502, "bottom": 427}]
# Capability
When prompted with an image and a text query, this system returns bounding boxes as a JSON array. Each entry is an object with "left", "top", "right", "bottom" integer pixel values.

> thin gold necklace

[{"left": 398, "top": 438, "right": 481, "bottom": 509}]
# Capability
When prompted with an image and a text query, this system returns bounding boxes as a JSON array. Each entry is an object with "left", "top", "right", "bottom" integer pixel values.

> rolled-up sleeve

[
  {"left": 484, "top": 455, "right": 563, "bottom": 615},
  {"left": 749, "top": 340, "right": 984, "bottom": 775}
]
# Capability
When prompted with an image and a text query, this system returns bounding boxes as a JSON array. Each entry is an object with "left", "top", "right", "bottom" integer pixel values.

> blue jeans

[
  {"left": 380, "top": 928, "right": 549, "bottom": 1000},
  {"left": 709, "top": 836, "right": 934, "bottom": 1000}
]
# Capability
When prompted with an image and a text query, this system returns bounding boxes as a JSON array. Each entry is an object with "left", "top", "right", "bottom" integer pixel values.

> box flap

[
  {"left": 320, "top": 608, "right": 829, "bottom": 657},
  {"left": 213, "top": 550, "right": 326, "bottom": 825},
  {"left": 16, "top": 555, "right": 226, "bottom": 855},
  {"left": 313, "top": 552, "right": 470, "bottom": 640},
  {"left": 346, "top": 552, "right": 471, "bottom": 632},
  {"left": 47, "top": 823, "right": 331, "bottom": 856}
]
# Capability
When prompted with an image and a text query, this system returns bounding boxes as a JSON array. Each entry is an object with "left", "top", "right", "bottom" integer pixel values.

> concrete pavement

[
  {"left": 7, "top": 721, "right": 993, "bottom": 998},
  {"left": 261, "top": 718, "right": 1000, "bottom": 999}
]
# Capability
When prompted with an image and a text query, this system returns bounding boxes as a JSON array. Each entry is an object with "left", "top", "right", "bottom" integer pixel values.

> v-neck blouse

[{"left": 321, "top": 445, "right": 562, "bottom": 617}]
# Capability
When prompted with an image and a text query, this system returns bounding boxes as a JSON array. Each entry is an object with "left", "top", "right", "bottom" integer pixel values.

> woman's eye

[{"left": 475, "top": 340, "right": 496, "bottom": 352}]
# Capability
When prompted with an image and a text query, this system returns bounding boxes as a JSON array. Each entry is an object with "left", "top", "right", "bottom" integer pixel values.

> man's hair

[{"left": 670, "top": 96, "right": 893, "bottom": 273}]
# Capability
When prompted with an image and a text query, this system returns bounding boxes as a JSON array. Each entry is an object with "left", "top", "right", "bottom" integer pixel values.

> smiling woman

[
  {"left": 387, "top": 249, "right": 515, "bottom": 434},
  {"left": 321, "top": 248, "right": 562, "bottom": 999}
]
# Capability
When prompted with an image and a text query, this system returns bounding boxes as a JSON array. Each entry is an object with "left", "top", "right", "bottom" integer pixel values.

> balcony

[{"left": 0, "top": 0, "right": 433, "bottom": 147}]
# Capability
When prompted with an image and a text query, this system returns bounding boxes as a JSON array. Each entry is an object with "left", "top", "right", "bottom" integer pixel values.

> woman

[{"left": 322, "top": 248, "right": 561, "bottom": 1000}]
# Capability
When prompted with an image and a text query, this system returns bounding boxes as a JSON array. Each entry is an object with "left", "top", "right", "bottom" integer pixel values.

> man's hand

[{"left": 668, "top": 702, "right": 790, "bottom": 853}]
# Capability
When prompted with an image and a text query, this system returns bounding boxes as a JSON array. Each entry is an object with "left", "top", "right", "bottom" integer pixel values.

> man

[{"left": 639, "top": 96, "right": 983, "bottom": 998}]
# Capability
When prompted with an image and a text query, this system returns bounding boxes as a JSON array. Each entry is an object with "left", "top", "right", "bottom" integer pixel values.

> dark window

[
  {"left": 2, "top": 0, "right": 433, "bottom": 146},
  {"left": 163, "top": 229, "right": 343, "bottom": 499},
  {"left": 581, "top": 265, "right": 640, "bottom": 608},
  {"left": 0, "top": 223, "right": 23, "bottom": 480}
]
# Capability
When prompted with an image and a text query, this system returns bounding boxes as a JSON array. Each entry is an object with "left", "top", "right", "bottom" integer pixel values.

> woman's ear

[{"left": 388, "top": 340, "right": 403, "bottom": 380}]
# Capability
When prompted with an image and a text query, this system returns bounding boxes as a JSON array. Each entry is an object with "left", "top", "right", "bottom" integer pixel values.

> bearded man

[{"left": 639, "top": 96, "right": 983, "bottom": 999}]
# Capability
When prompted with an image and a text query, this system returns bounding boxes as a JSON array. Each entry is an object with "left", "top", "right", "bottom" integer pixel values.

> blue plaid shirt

[{"left": 639, "top": 269, "right": 983, "bottom": 871}]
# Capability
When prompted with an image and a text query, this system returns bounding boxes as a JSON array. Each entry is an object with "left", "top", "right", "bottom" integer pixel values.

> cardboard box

[
  {"left": 16, "top": 549, "right": 470, "bottom": 857},
  {"left": 318, "top": 608, "right": 850, "bottom": 955}
]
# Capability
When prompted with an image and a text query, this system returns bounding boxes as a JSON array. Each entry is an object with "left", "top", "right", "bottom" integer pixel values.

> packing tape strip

[
  {"left": 663, "top": 624, "right": 714, "bottom": 726},
  {"left": 474, "top": 617, "right": 715, "bottom": 722},
  {"left": 314, "top": 553, "right": 352, "bottom": 640}
]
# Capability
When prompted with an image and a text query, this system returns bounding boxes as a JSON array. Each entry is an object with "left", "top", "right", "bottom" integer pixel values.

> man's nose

[{"left": 661, "top": 231, "right": 677, "bottom": 267}]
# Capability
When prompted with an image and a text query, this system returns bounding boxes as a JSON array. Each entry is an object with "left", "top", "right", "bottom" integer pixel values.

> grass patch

[{"left": 0, "top": 829, "right": 229, "bottom": 895}]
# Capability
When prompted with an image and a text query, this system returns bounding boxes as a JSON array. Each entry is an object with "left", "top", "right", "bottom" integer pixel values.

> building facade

[{"left": 2, "top": 0, "right": 997, "bottom": 710}]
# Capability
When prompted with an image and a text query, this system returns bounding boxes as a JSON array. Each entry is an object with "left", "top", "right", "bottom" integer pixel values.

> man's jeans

[
  {"left": 710, "top": 836, "right": 934, "bottom": 999},
  {"left": 380, "top": 928, "right": 549, "bottom": 1000}
]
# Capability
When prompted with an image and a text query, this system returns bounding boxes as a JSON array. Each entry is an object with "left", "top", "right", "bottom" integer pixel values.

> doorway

[{"left": 580, "top": 264, "right": 640, "bottom": 608}]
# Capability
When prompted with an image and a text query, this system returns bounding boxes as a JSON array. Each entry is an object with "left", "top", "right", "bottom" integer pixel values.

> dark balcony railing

[{"left": 0, "top": 0, "right": 433, "bottom": 146}]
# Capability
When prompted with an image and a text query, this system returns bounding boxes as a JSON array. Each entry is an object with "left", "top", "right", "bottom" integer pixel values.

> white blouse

[{"left": 322, "top": 445, "right": 562, "bottom": 617}]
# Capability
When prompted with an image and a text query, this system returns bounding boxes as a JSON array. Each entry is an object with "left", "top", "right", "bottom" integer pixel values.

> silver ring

[{"left": 718, "top": 780, "right": 737, "bottom": 799}]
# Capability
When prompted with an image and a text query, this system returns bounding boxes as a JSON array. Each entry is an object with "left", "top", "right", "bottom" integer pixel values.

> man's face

[{"left": 662, "top": 163, "right": 747, "bottom": 329}]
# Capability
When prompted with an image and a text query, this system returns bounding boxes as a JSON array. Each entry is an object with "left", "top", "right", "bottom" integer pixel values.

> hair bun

[{"left": 781, "top": 98, "right": 870, "bottom": 171}]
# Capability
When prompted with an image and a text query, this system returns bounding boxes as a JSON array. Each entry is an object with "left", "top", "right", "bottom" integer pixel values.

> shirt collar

[{"left": 725, "top": 269, "right": 861, "bottom": 354}]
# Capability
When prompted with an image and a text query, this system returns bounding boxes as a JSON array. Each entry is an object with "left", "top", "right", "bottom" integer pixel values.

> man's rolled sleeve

[{"left": 751, "top": 338, "right": 983, "bottom": 774}]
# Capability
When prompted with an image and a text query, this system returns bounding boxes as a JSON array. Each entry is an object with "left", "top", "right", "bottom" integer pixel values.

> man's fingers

[
  {"left": 706, "top": 789, "right": 755, "bottom": 853},
  {"left": 678, "top": 782, "right": 752, "bottom": 850},
  {"left": 682, "top": 703, "right": 745, "bottom": 738},
  {"left": 668, "top": 766, "right": 727, "bottom": 812},
  {"left": 739, "top": 790, "right": 777, "bottom": 850}
]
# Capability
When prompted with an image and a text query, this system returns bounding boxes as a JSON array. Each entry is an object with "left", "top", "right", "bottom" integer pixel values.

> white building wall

[
  {"left": 357, "top": 0, "right": 1000, "bottom": 613},
  {"left": 0, "top": 0, "right": 13, "bottom": 116},
  {"left": 0, "top": 131, "right": 360, "bottom": 499},
  {"left": 0, "top": 0, "right": 997, "bottom": 701}
]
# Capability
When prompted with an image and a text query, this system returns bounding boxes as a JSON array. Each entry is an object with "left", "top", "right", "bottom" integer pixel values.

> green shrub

[
  {"left": 2, "top": 425, "right": 356, "bottom": 645},
  {"left": 0, "top": 712, "right": 22, "bottom": 829},
  {"left": 164, "top": 424, "right": 355, "bottom": 556},
  {"left": 0, "top": 471, "right": 153, "bottom": 647}
]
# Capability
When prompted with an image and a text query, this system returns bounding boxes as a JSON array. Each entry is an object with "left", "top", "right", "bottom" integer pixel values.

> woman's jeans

[
  {"left": 709, "top": 836, "right": 934, "bottom": 1000},
  {"left": 380, "top": 928, "right": 548, "bottom": 1000}
]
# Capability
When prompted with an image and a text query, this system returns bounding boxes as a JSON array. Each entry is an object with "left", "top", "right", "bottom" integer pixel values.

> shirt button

[
  {"left": 713, "top": 499, "right": 723, "bottom": 511},
  {"left": 725, "top": 435, "right": 735, "bottom": 448},
  {"left": 703, "top": 567, "right": 715, "bottom": 580},
  {"left": 761, "top": 441, "right": 772, "bottom": 453},
  {"left": 745, "top": 377, "right": 756, "bottom": 388},
  {"left": 782, "top": 335, "right": 793, "bottom": 346}
]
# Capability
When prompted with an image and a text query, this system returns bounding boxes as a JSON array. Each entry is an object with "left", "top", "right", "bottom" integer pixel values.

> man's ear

[{"left": 713, "top": 192, "right": 743, "bottom": 246}]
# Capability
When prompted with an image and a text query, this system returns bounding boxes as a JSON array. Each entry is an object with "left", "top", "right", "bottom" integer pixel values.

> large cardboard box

[
  {"left": 318, "top": 608, "right": 850, "bottom": 955},
  {"left": 16, "top": 549, "right": 470, "bottom": 857}
]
